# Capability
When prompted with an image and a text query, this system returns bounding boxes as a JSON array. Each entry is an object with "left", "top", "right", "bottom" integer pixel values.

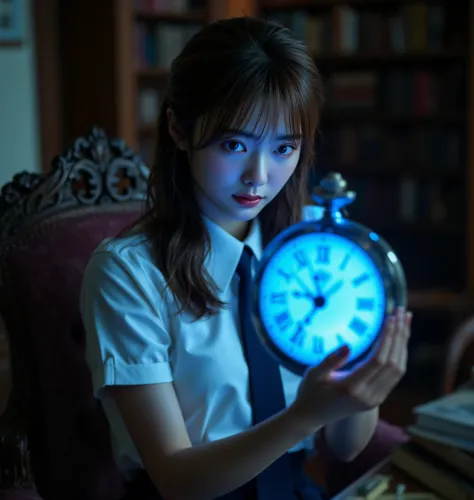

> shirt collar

[{"left": 203, "top": 217, "right": 262, "bottom": 293}]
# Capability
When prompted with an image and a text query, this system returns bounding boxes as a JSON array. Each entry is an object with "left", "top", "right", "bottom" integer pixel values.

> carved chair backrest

[
  {"left": 0, "top": 127, "right": 149, "bottom": 241},
  {"left": 0, "top": 127, "right": 149, "bottom": 499}
]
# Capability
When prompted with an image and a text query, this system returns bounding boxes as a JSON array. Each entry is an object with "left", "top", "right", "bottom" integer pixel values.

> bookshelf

[
  {"left": 56, "top": 0, "right": 257, "bottom": 167},
  {"left": 258, "top": 0, "right": 474, "bottom": 407},
  {"left": 259, "top": 0, "right": 473, "bottom": 304},
  {"left": 133, "top": 0, "right": 258, "bottom": 160},
  {"left": 133, "top": 1, "right": 207, "bottom": 161}
]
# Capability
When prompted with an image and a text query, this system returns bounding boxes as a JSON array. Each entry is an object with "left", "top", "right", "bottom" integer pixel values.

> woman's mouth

[{"left": 232, "top": 194, "right": 263, "bottom": 208}]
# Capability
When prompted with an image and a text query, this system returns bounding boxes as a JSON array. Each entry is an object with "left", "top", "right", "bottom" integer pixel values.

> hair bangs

[{"left": 193, "top": 67, "right": 315, "bottom": 149}]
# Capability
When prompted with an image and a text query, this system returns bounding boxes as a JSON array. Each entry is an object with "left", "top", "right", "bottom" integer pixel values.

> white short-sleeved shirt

[{"left": 81, "top": 217, "right": 313, "bottom": 480}]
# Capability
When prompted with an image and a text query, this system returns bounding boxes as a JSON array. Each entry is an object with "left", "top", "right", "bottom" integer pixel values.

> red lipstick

[{"left": 232, "top": 194, "right": 262, "bottom": 207}]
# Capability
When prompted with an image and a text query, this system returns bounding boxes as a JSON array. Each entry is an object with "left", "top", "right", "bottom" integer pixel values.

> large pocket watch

[{"left": 252, "top": 172, "right": 407, "bottom": 375}]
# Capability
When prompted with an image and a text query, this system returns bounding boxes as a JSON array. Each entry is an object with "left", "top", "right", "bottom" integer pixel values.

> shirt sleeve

[{"left": 80, "top": 249, "right": 173, "bottom": 398}]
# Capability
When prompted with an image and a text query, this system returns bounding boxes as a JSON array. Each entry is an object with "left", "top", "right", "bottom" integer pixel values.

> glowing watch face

[{"left": 257, "top": 232, "right": 386, "bottom": 370}]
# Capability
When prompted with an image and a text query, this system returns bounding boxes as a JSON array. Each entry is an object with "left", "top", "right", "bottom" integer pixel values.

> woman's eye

[
  {"left": 276, "top": 145, "right": 296, "bottom": 156},
  {"left": 222, "top": 140, "right": 246, "bottom": 152}
]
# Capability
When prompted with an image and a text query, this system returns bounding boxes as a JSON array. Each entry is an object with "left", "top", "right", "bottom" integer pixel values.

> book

[
  {"left": 407, "top": 424, "right": 474, "bottom": 455},
  {"left": 391, "top": 442, "right": 474, "bottom": 500},
  {"left": 413, "top": 387, "right": 474, "bottom": 441},
  {"left": 409, "top": 434, "right": 474, "bottom": 482}
]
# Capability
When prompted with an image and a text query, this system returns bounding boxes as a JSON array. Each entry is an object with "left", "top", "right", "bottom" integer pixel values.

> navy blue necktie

[{"left": 237, "top": 246, "right": 294, "bottom": 499}]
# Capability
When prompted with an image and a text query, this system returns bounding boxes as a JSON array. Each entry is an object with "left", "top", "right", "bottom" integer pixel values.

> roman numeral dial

[{"left": 257, "top": 231, "right": 387, "bottom": 373}]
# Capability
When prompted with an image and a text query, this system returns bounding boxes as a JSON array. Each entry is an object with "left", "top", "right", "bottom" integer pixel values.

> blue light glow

[
  {"left": 369, "top": 232, "right": 379, "bottom": 242},
  {"left": 258, "top": 232, "right": 386, "bottom": 367}
]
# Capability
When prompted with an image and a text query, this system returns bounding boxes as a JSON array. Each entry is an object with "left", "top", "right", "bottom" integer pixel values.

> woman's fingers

[
  {"left": 338, "top": 308, "right": 412, "bottom": 406},
  {"left": 339, "top": 313, "right": 397, "bottom": 390},
  {"left": 365, "top": 310, "right": 412, "bottom": 402}
]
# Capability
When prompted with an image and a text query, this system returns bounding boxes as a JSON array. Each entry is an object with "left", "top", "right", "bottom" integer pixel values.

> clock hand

[
  {"left": 293, "top": 288, "right": 327, "bottom": 309},
  {"left": 292, "top": 290, "right": 313, "bottom": 300},
  {"left": 295, "top": 275, "right": 316, "bottom": 298},
  {"left": 302, "top": 303, "right": 318, "bottom": 325},
  {"left": 312, "top": 274, "right": 324, "bottom": 297},
  {"left": 324, "top": 280, "right": 344, "bottom": 298}
]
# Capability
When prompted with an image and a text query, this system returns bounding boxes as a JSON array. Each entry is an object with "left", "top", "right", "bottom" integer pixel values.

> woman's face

[{"left": 187, "top": 107, "right": 302, "bottom": 240}]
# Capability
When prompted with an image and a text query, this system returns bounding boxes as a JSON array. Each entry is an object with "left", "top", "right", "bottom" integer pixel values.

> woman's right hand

[{"left": 291, "top": 308, "right": 411, "bottom": 432}]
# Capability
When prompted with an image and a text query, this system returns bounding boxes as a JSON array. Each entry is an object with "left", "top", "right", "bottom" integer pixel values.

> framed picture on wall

[{"left": 0, "top": 0, "right": 23, "bottom": 45}]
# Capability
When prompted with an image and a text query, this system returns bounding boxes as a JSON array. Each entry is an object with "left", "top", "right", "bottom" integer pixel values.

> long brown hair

[{"left": 142, "top": 16, "right": 324, "bottom": 319}]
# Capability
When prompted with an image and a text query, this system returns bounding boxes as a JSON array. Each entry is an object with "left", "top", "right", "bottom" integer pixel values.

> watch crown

[
  {"left": 311, "top": 171, "right": 356, "bottom": 220},
  {"left": 320, "top": 172, "right": 347, "bottom": 195}
]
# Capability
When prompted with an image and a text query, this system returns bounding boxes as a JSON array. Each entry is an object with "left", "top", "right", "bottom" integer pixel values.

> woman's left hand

[{"left": 331, "top": 306, "right": 412, "bottom": 407}]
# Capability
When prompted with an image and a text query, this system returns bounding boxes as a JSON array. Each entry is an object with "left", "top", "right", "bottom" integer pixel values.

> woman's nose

[{"left": 241, "top": 154, "right": 268, "bottom": 187}]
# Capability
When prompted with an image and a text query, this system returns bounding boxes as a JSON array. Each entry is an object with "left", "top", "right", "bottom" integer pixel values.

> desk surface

[{"left": 331, "top": 458, "right": 442, "bottom": 500}]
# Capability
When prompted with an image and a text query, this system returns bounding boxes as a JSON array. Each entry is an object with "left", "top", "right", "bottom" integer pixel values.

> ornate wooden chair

[
  {"left": 0, "top": 127, "right": 409, "bottom": 499},
  {"left": 0, "top": 128, "right": 148, "bottom": 500}
]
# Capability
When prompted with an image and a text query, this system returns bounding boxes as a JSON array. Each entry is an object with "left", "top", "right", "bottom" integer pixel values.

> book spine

[{"left": 392, "top": 447, "right": 474, "bottom": 500}]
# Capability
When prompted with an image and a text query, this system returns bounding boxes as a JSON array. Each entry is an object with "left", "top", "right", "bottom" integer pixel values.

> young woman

[{"left": 80, "top": 16, "right": 412, "bottom": 500}]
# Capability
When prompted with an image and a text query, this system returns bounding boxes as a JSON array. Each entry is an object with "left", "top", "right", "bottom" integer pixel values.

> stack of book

[{"left": 391, "top": 382, "right": 474, "bottom": 500}]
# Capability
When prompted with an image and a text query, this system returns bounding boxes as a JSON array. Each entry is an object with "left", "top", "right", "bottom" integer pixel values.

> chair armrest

[
  {"left": 442, "top": 315, "right": 474, "bottom": 394},
  {"left": 0, "top": 488, "right": 44, "bottom": 500},
  {"left": 0, "top": 416, "right": 35, "bottom": 491}
]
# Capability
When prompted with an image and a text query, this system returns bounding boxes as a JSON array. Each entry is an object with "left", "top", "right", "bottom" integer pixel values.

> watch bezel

[{"left": 251, "top": 218, "right": 407, "bottom": 376}]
